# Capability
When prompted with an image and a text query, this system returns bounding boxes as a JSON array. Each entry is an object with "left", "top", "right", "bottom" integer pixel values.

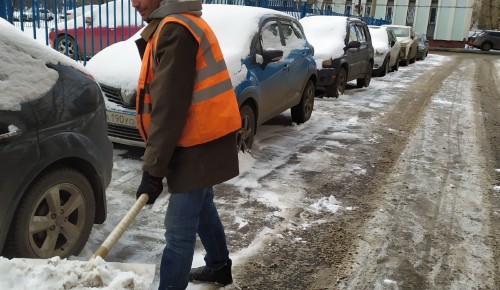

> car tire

[
  {"left": 357, "top": 63, "right": 372, "bottom": 88},
  {"left": 237, "top": 105, "right": 255, "bottom": 152},
  {"left": 401, "top": 54, "right": 410, "bottom": 66},
  {"left": 4, "top": 168, "right": 95, "bottom": 259},
  {"left": 379, "top": 57, "right": 389, "bottom": 77},
  {"left": 392, "top": 56, "right": 400, "bottom": 71},
  {"left": 291, "top": 79, "right": 315, "bottom": 124},
  {"left": 57, "top": 35, "right": 78, "bottom": 60},
  {"left": 409, "top": 50, "right": 416, "bottom": 64},
  {"left": 325, "top": 67, "right": 347, "bottom": 98},
  {"left": 481, "top": 42, "right": 492, "bottom": 51}
]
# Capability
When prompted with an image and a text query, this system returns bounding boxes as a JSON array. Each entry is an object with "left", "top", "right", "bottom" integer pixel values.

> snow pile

[
  {"left": 0, "top": 256, "right": 151, "bottom": 290},
  {"left": 310, "top": 195, "right": 342, "bottom": 213}
]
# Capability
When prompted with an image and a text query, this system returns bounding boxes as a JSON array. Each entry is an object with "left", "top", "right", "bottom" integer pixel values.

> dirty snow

[{"left": 0, "top": 256, "right": 152, "bottom": 290}]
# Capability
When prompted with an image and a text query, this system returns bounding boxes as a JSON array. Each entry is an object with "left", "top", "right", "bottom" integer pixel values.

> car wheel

[
  {"left": 481, "top": 42, "right": 492, "bottom": 51},
  {"left": 379, "top": 57, "right": 389, "bottom": 77},
  {"left": 291, "top": 79, "right": 315, "bottom": 124},
  {"left": 237, "top": 105, "right": 255, "bottom": 152},
  {"left": 357, "top": 63, "right": 372, "bottom": 88},
  {"left": 392, "top": 57, "right": 400, "bottom": 71},
  {"left": 4, "top": 168, "right": 95, "bottom": 259},
  {"left": 409, "top": 51, "right": 416, "bottom": 64},
  {"left": 401, "top": 54, "right": 410, "bottom": 66},
  {"left": 57, "top": 36, "right": 78, "bottom": 60}
]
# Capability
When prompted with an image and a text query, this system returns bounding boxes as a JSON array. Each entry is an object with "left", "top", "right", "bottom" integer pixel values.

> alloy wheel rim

[{"left": 28, "top": 183, "right": 86, "bottom": 258}]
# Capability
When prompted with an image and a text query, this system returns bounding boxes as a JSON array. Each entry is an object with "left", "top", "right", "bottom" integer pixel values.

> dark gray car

[
  {"left": 300, "top": 16, "right": 374, "bottom": 98},
  {"left": 0, "top": 20, "right": 113, "bottom": 259},
  {"left": 473, "top": 30, "right": 500, "bottom": 51}
]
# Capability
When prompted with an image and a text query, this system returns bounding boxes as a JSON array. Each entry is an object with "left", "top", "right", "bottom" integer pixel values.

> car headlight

[
  {"left": 322, "top": 59, "right": 334, "bottom": 68},
  {"left": 121, "top": 88, "right": 137, "bottom": 107}
]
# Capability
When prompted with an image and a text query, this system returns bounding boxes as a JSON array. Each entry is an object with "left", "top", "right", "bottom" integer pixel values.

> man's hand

[{"left": 136, "top": 171, "right": 163, "bottom": 204}]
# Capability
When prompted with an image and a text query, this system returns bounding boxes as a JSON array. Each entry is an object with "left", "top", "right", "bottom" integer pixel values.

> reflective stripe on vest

[{"left": 136, "top": 13, "right": 242, "bottom": 147}]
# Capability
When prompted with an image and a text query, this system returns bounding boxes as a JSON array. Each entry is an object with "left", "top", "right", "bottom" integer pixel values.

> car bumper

[
  {"left": 105, "top": 108, "right": 145, "bottom": 147},
  {"left": 317, "top": 67, "right": 338, "bottom": 87}
]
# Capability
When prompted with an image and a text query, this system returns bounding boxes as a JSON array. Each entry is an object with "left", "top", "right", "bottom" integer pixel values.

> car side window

[
  {"left": 281, "top": 21, "right": 306, "bottom": 47},
  {"left": 349, "top": 24, "right": 359, "bottom": 42},
  {"left": 261, "top": 20, "right": 283, "bottom": 50},
  {"left": 356, "top": 24, "right": 367, "bottom": 42}
]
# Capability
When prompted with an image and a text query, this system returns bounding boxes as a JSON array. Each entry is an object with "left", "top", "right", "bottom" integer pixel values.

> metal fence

[{"left": 1, "top": 0, "right": 390, "bottom": 64}]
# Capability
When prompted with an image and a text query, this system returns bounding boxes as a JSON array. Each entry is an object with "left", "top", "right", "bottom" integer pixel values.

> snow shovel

[{"left": 9, "top": 193, "right": 156, "bottom": 288}]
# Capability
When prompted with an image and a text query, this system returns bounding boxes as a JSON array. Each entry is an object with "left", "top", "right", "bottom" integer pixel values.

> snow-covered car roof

[
  {"left": 86, "top": 4, "right": 293, "bottom": 91},
  {"left": 299, "top": 15, "right": 347, "bottom": 63},
  {"left": 0, "top": 18, "right": 88, "bottom": 111},
  {"left": 368, "top": 26, "right": 390, "bottom": 54}
]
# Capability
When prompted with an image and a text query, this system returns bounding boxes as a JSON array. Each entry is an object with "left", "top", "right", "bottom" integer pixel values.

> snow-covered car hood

[
  {"left": 299, "top": 16, "right": 347, "bottom": 68},
  {"left": 86, "top": 4, "right": 292, "bottom": 90},
  {"left": 368, "top": 26, "right": 390, "bottom": 55}
]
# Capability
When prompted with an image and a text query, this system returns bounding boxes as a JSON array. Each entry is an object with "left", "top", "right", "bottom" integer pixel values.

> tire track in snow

[{"left": 341, "top": 58, "right": 496, "bottom": 289}]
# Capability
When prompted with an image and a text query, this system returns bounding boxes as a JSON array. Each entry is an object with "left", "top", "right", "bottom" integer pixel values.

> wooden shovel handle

[{"left": 91, "top": 193, "right": 149, "bottom": 260}]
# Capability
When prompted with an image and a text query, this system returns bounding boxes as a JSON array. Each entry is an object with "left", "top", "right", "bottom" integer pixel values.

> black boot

[{"left": 189, "top": 259, "right": 233, "bottom": 286}]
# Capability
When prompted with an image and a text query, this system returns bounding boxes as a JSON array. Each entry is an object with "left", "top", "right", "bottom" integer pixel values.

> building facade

[{"left": 317, "top": 0, "right": 474, "bottom": 47}]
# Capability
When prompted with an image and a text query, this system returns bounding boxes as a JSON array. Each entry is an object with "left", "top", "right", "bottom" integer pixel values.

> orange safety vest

[{"left": 136, "top": 13, "right": 241, "bottom": 147}]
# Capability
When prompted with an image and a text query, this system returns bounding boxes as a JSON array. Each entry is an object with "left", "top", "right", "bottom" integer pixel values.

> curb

[{"left": 429, "top": 47, "right": 500, "bottom": 55}]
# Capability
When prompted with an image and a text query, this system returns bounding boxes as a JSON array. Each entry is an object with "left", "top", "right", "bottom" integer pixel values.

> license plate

[{"left": 106, "top": 111, "right": 136, "bottom": 128}]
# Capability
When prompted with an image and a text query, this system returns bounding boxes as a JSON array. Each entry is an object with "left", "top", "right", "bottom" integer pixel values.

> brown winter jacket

[{"left": 135, "top": 19, "right": 239, "bottom": 193}]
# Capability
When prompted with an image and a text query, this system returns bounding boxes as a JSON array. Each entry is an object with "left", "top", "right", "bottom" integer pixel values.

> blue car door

[
  {"left": 254, "top": 19, "right": 288, "bottom": 123},
  {"left": 280, "top": 19, "right": 311, "bottom": 110}
]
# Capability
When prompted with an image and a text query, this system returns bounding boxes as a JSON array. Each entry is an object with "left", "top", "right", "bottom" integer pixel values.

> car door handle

[{"left": 0, "top": 125, "right": 22, "bottom": 140}]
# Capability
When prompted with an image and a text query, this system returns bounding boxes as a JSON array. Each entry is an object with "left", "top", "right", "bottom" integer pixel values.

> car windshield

[{"left": 392, "top": 27, "right": 410, "bottom": 37}]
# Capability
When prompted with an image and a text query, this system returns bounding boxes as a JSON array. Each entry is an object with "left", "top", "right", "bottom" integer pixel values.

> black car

[
  {"left": 416, "top": 32, "right": 429, "bottom": 60},
  {"left": 472, "top": 30, "right": 500, "bottom": 51},
  {"left": 300, "top": 16, "right": 374, "bottom": 98},
  {"left": 0, "top": 19, "right": 113, "bottom": 259}
]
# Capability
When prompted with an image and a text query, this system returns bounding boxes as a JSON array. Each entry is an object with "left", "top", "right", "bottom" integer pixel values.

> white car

[
  {"left": 382, "top": 24, "right": 418, "bottom": 66},
  {"left": 24, "top": 7, "right": 54, "bottom": 21},
  {"left": 368, "top": 25, "right": 401, "bottom": 76}
]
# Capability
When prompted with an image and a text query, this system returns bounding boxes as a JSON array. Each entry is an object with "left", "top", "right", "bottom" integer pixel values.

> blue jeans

[{"left": 158, "top": 186, "right": 230, "bottom": 290}]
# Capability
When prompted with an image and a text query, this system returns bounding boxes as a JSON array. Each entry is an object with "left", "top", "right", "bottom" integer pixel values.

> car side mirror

[
  {"left": 261, "top": 49, "right": 283, "bottom": 65},
  {"left": 347, "top": 41, "right": 361, "bottom": 49}
]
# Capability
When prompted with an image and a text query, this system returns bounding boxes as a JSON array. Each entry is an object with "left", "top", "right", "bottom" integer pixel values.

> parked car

[
  {"left": 466, "top": 30, "right": 480, "bottom": 47},
  {"left": 86, "top": 4, "right": 317, "bottom": 151},
  {"left": 472, "top": 30, "right": 500, "bottom": 51},
  {"left": 416, "top": 32, "right": 429, "bottom": 60},
  {"left": 48, "top": 1, "right": 143, "bottom": 60},
  {"left": 382, "top": 24, "right": 418, "bottom": 66},
  {"left": 299, "top": 15, "right": 374, "bottom": 98},
  {"left": 24, "top": 7, "right": 55, "bottom": 21},
  {"left": 368, "top": 25, "right": 401, "bottom": 76},
  {"left": 0, "top": 19, "right": 113, "bottom": 259}
]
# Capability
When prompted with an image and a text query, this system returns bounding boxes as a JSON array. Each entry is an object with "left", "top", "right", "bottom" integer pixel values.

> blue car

[{"left": 86, "top": 4, "right": 317, "bottom": 151}]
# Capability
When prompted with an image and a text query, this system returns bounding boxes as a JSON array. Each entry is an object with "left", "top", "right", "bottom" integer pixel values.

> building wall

[
  {"left": 316, "top": 0, "right": 473, "bottom": 44},
  {"left": 413, "top": 0, "right": 431, "bottom": 34}
]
